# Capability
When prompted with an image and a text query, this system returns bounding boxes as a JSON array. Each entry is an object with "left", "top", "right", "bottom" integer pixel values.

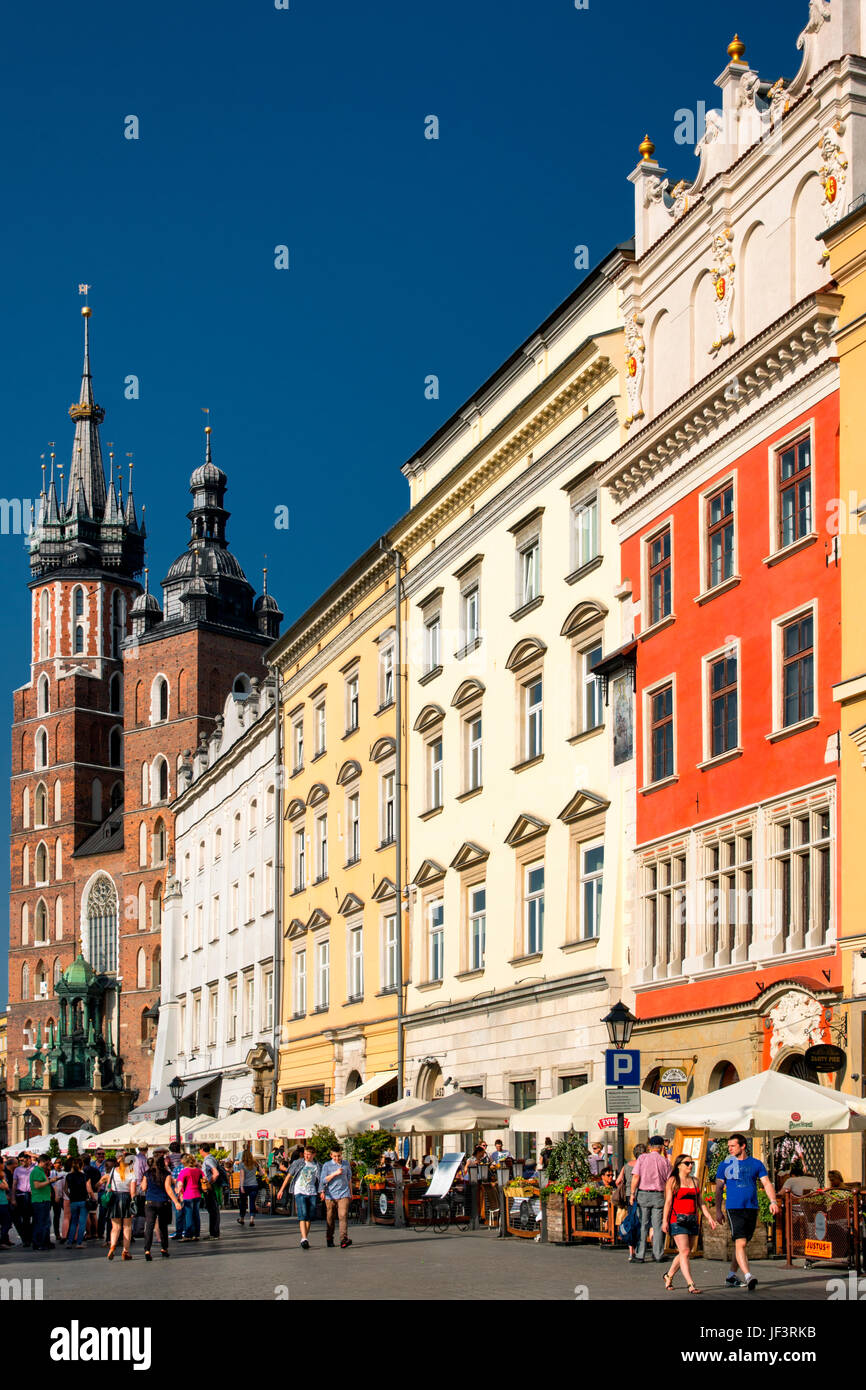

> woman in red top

[
  {"left": 176, "top": 1154, "right": 204, "bottom": 1242},
  {"left": 661, "top": 1154, "right": 718, "bottom": 1293}
]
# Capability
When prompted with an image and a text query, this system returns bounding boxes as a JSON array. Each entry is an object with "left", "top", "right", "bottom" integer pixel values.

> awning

[
  {"left": 335, "top": 1070, "right": 398, "bottom": 1105},
  {"left": 128, "top": 1072, "right": 221, "bottom": 1122}
]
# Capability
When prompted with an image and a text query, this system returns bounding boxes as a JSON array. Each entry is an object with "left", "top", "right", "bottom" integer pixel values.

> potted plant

[{"left": 543, "top": 1134, "right": 592, "bottom": 1242}]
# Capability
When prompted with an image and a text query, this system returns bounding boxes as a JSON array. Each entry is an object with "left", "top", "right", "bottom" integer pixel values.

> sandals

[
  {"left": 663, "top": 1273, "right": 674, "bottom": 1290},
  {"left": 687, "top": 1284, "right": 702, "bottom": 1294}
]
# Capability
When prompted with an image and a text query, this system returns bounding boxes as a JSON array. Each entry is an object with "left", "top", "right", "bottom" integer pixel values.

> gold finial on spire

[
  {"left": 78, "top": 283, "right": 91, "bottom": 317},
  {"left": 262, "top": 554, "right": 268, "bottom": 595},
  {"left": 144, "top": 566, "right": 149, "bottom": 595},
  {"left": 639, "top": 134, "right": 656, "bottom": 162},
  {"left": 727, "top": 34, "right": 746, "bottom": 63}
]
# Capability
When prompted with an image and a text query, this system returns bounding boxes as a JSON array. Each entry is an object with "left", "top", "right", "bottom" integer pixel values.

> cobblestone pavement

[{"left": 0, "top": 1215, "right": 843, "bottom": 1301}]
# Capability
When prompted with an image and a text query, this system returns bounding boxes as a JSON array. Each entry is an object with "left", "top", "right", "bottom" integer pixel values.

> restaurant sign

[
  {"left": 804, "top": 1044, "right": 846, "bottom": 1074},
  {"left": 805, "top": 1239, "right": 834, "bottom": 1259}
]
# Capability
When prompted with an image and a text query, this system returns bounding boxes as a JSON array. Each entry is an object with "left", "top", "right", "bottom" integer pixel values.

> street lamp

[
  {"left": 23, "top": 1107, "right": 34, "bottom": 1147},
  {"left": 602, "top": 1000, "right": 637, "bottom": 1050},
  {"left": 169, "top": 1076, "right": 185, "bottom": 1150},
  {"left": 601, "top": 1001, "right": 638, "bottom": 1177}
]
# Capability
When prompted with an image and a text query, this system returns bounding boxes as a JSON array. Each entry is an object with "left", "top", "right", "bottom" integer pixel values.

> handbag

[{"left": 619, "top": 1201, "right": 641, "bottom": 1246}]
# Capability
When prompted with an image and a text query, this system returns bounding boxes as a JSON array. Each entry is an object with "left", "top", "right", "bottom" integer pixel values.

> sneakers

[
  {"left": 340, "top": 1237, "right": 352, "bottom": 1250},
  {"left": 725, "top": 1273, "right": 741, "bottom": 1287},
  {"left": 744, "top": 1274, "right": 758, "bottom": 1291},
  {"left": 301, "top": 1238, "right": 310, "bottom": 1250}
]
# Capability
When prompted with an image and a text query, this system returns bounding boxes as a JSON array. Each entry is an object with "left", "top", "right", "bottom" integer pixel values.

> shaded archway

[{"left": 709, "top": 1061, "right": 739, "bottom": 1090}]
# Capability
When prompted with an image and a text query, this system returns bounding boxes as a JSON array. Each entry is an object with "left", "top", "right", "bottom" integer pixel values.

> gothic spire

[{"left": 65, "top": 305, "right": 107, "bottom": 519}]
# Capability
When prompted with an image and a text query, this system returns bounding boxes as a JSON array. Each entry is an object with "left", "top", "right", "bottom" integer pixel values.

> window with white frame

[
  {"left": 208, "top": 987, "right": 218, "bottom": 1047},
  {"left": 425, "top": 613, "right": 441, "bottom": 673},
  {"left": 706, "top": 481, "right": 735, "bottom": 588},
  {"left": 647, "top": 682, "right": 674, "bottom": 783},
  {"left": 292, "top": 718, "right": 304, "bottom": 772},
  {"left": 247, "top": 871, "right": 256, "bottom": 921},
  {"left": 316, "top": 812, "right": 328, "bottom": 880},
  {"left": 181, "top": 914, "right": 189, "bottom": 956},
  {"left": 383, "top": 913, "right": 398, "bottom": 991},
  {"left": 346, "top": 672, "right": 359, "bottom": 733},
  {"left": 466, "top": 714, "right": 482, "bottom": 791},
  {"left": 524, "top": 861, "right": 544, "bottom": 954},
  {"left": 263, "top": 968, "right": 274, "bottom": 1031},
  {"left": 192, "top": 993, "right": 201, "bottom": 1051},
  {"left": 179, "top": 999, "right": 187, "bottom": 1053},
  {"left": 428, "top": 899, "right": 444, "bottom": 982},
  {"left": 315, "top": 701, "right": 326, "bottom": 756},
  {"left": 293, "top": 950, "right": 307, "bottom": 1016},
  {"left": 580, "top": 842, "right": 604, "bottom": 940},
  {"left": 230, "top": 882, "right": 239, "bottom": 931},
  {"left": 468, "top": 884, "right": 486, "bottom": 971},
  {"left": 243, "top": 973, "right": 254, "bottom": 1034},
  {"left": 462, "top": 585, "right": 480, "bottom": 646},
  {"left": 210, "top": 895, "right": 220, "bottom": 942},
  {"left": 703, "top": 830, "right": 753, "bottom": 966},
  {"left": 646, "top": 525, "right": 672, "bottom": 626},
  {"left": 771, "top": 806, "right": 831, "bottom": 951},
  {"left": 519, "top": 538, "right": 540, "bottom": 606},
  {"left": 348, "top": 924, "right": 364, "bottom": 1000},
  {"left": 707, "top": 649, "right": 738, "bottom": 757},
  {"left": 233, "top": 812, "right": 241, "bottom": 845},
  {"left": 382, "top": 771, "right": 395, "bottom": 844},
  {"left": 315, "top": 938, "right": 330, "bottom": 1009},
  {"left": 249, "top": 799, "right": 258, "bottom": 836},
  {"left": 571, "top": 492, "right": 599, "bottom": 571},
  {"left": 775, "top": 433, "right": 812, "bottom": 550},
  {"left": 194, "top": 904, "right": 203, "bottom": 950},
  {"left": 380, "top": 643, "right": 395, "bottom": 707},
  {"left": 347, "top": 792, "right": 360, "bottom": 863},
  {"left": 524, "top": 677, "right": 543, "bottom": 760},
  {"left": 428, "top": 736, "right": 443, "bottom": 809},
  {"left": 582, "top": 643, "right": 603, "bottom": 732},
  {"left": 294, "top": 827, "right": 306, "bottom": 892},
  {"left": 779, "top": 612, "right": 814, "bottom": 729},
  {"left": 643, "top": 852, "right": 687, "bottom": 977},
  {"left": 227, "top": 979, "right": 238, "bottom": 1040}
]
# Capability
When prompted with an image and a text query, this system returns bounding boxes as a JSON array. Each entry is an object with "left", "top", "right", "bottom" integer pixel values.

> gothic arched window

[
  {"left": 35, "top": 898, "right": 48, "bottom": 943},
  {"left": 85, "top": 875, "right": 119, "bottom": 974},
  {"left": 37, "top": 673, "right": 50, "bottom": 715},
  {"left": 108, "top": 726, "right": 122, "bottom": 768},
  {"left": 72, "top": 586, "right": 85, "bottom": 654},
  {"left": 35, "top": 782, "right": 47, "bottom": 826},
  {"left": 111, "top": 591, "right": 126, "bottom": 659},
  {"left": 109, "top": 672, "right": 122, "bottom": 713},
  {"left": 39, "top": 590, "right": 50, "bottom": 660},
  {"left": 152, "top": 818, "right": 167, "bottom": 868},
  {"left": 35, "top": 727, "right": 48, "bottom": 769}
]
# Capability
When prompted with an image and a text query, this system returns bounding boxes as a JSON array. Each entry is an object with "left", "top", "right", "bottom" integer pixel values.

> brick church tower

[{"left": 6, "top": 306, "right": 283, "bottom": 1137}]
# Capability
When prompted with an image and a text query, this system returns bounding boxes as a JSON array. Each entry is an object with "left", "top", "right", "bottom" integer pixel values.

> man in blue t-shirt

[{"left": 715, "top": 1133, "right": 778, "bottom": 1291}]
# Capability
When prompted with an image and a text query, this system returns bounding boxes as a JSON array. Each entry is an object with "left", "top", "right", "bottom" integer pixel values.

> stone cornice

[
  {"left": 404, "top": 968, "right": 616, "bottom": 1029},
  {"left": 600, "top": 292, "right": 841, "bottom": 513},
  {"left": 272, "top": 552, "right": 392, "bottom": 674}
]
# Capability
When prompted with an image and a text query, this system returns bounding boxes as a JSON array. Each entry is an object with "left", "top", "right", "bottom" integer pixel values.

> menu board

[{"left": 426, "top": 1152, "right": 465, "bottom": 1199}]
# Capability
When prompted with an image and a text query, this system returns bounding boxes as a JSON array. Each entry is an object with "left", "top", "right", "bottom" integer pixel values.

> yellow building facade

[
  {"left": 827, "top": 199, "right": 866, "bottom": 1184},
  {"left": 269, "top": 543, "right": 405, "bottom": 1107}
]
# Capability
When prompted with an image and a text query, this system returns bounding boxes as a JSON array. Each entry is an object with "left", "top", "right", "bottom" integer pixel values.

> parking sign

[{"left": 604, "top": 1048, "right": 640, "bottom": 1087}]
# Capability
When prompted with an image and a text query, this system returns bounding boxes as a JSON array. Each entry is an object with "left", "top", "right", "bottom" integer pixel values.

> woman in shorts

[{"left": 661, "top": 1153, "right": 717, "bottom": 1294}]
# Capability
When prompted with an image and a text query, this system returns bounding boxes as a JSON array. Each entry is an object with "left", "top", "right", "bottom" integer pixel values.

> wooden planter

[
  {"left": 702, "top": 1218, "right": 770, "bottom": 1262},
  {"left": 568, "top": 1199, "right": 617, "bottom": 1246},
  {"left": 544, "top": 1192, "right": 569, "bottom": 1245}
]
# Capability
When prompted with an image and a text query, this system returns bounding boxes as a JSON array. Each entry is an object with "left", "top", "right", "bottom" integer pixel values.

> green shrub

[
  {"left": 346, "top": 1130, "right": 395, "bottom": 1168},
  {"left": 308, "top": 1126, "right": 341, "bottom": 1163},
  {"left": 47, "top": 1138, "right": 61, "bottom": 1160},
  {"left": 546, "top": 1133, "right": 591, "bottom": 1188},
  {"left": 67, "top": 1137, "right": 79, "bottom": 1160}
]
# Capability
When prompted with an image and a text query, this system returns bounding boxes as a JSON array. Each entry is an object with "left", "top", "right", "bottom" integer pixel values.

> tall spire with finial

[{"left": 66, "top": 292, "right": 107, "bottom": 519}]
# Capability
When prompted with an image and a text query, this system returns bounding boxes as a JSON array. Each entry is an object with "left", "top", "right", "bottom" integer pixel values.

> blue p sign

[{"left": 605, "top": 1049, "right": 640, "bottom": 1087}]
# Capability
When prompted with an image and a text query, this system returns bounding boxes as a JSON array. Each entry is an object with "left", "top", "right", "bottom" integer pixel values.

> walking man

[
  {"left": 279, "top": 1144, "right": 320, "bottom": 1249},
  {"left": 629, "top": 1134, "right": 671, "bottom": 1263},
  {"left": 715, "top": 1133, "right": 778, "bottom": 1291},
  {"left": 29, "top": 1155, "right": 57, "bottom": 1251},
  {"left": 319, "top": 1145, "right": 353, "bottom": 1249},
  {"left": 11, "top": 1152, "right": 34, "bottom": 1247},
  {"left": 199, "top": 1144, "right": 221, "bottom": 1240}
]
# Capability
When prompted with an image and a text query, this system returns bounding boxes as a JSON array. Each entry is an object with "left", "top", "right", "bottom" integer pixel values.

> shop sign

[
  {"left": 598, "top": 1116, "right": 630, "bottom": 1130},
  {"left": 804, "top": 1044, "right": 845, "bottom": 1073},
  {"left": 378, "top": 1192, "right": 389, "bottom": 1216},
  {"left": 659, "top": 1084, "right": 682, "bottom": 1103},
  {"left": 805, "top": 1239, "right": 833, "bottom": 1259},
  {"left": 661, "top": 1067, "right": 687, "bottom": 1084},
  {"left": 257, "top": 1130, "right": 269, "bottom": 1139}
]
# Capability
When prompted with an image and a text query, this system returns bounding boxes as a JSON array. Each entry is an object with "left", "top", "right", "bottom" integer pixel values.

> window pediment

[
  {"left": 307, "top": 782, "right": 329, "bottom": 807},
  {"left": 285, "top": 797, "right": 306, "bottom": 821},
  {"left": 449, "top": 841, "right": 489, "bottom": 871},
  {"left": 558, "top": 789, "right": 610, "bottom": 825},
  {"left": 306, "top": 908, "right": 331, "bottom": 931},
  {"left": 505, "top": 813, "right": 549, "bottom": 848},
  {"left": 505, "top": 637, "right": 547, "bottom": 672},
  {"left": 338, "top": 892, "right": 365, "bottom": 916},
  {"left": 371, "top": 876, "right": 396, "bottom": 902},
  {"left": 285, "top": 918, "right": 307, "bottom": 940},
  {"left": 412, "top": 858, "right": 446, "bottom": 886},
  {"left": 560, "top": 600, "right": 608, "bottom": 640},
  {"left": 451, "top": 679, "right": 485, "bottom": 709},
  {"left": 413, "top": 703, "right": 445, "bottom": 734},
  {"left": 336, "top": 759, "right": 362, "bottom": 786},
  {"left": 370, "top": 736, "right": 396, "bottom": 763}
]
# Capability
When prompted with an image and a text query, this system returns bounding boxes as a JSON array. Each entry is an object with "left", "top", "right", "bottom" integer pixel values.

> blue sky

[{"left": 0, "top": 0, "right": 806, "bottom": 1005}]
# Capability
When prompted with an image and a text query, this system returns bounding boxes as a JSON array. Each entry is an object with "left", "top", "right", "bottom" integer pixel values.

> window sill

[
  {"left": 311, "top": 748, "right": 327, "bottom": 763},
  {"left": 456, "top": 785, "right": 483, "bottom": 803},
  {"left": 455, "top": 968, "right": 485, "bottom": 980},
  {"left": 377, "top": 837, "right": 396, "bottom": 851},
  {"left": 510, "top": 596, "right": 544, "bottom": 623},
  {"left": 376, "top": 986, "right": 400, "bottom": 997},
  {"left": 697, "top": 747, "right": 743, "bottom": 770},
  {"left": 344, "top": 996, "right": 364, "bottom": 1007},
  {"left": 762, "top": 533, "right": 818, "bottom": 568},
  {"left": 313, "top": 1005, "right": 330, "bottom": 1015},
  {"left": 291, "top": 1012, "right": 306, "bottom": 1021},
  {"left": 290, "top": 766, "right": 304, "bottom": 779},
  {"left": 375, "top": 700, "right": 395, "bottom": 717},
  {"left": 313, "top": 873, "right": 329, "bottom": 885},
  {"left": 227, "top": 926, "right": 239, "bottom": 935},
  {"left": 290, "top": 887, "right": 306, "bottom": 898},
  {"left": 639, "top": 614, "right": 676, "bottom": 641},
  {"left": 766, "top": 716, "right": 819, "bottom": 743},
  {"left": 565, "top": 555, "right": 603, "bottom": 586},
  {"left": 454, "top": 637, "right": 483, "bottom": 662},
  {"left": 342, "top": 727, "right": 360, "bottom": 741},
  {"left": 344, "top": 857, "right": 361, "bottom": 869},
  {"left": 419, "top": 665, "right": 443, "bottom": 686},
  {"left": 639, "top": 774, "right": 679, "bottom": 795},
  {"left": 416, "top": 979, "right": 444, "bottom": 992},
  {"left": 510, "top": 753, "right": 544, "bottom": 774},
  {"left": 567, "top": 725, "right": 604, "bottom": 746},
  {"left": 508, "top": 951, "right": 543, "bottom": 967},
  {"left": 694, "top": 576, "right": 741, "bottom": 606},
  {"left": 560, "top": 936, "right": 599, "bottom": 954},
  {"left": 419, "top": 805, "right": 443, "bottom": 821}
]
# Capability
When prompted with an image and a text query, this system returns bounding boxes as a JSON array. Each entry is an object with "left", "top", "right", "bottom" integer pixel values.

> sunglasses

[{"left": 682, "top": 1159, "right": 694, "bottom": 1166}]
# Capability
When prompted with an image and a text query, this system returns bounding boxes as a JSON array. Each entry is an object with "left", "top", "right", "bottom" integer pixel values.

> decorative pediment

[
  {"left": 285, "top": 917, "right": 307, "bottom": 940},
  {"left": 307, "top": 782, "right": 329, "bottom": 807},
  {"left": 451, "top": 679, "right": 485, "bottom": 709},
  {"left": 285, "top": 797, "right": 306, "bottom": 821},
  {"left": 504, "top": 813, "right": 549, "bottom": 848},
  {"left": 338, "top": 892, "right": 365, "bottom": 916},
  {"left": 449, "top": 841, "right": 489, "bottom": 871},
  {"left": 369, "top": 736, "right": 396, "bottom": 763},
  {"left": 558, "top": 789, "right": 611, "bottom": 825},
  {"left": 413, "top": 703, "right": 445, "bottom": 733},
  {"left": 561, "top": 601, "right": 608, "bottom": 640},
  {"left": 306, "top": 908, "right": 331, "bottom": 931},
  {"left": 336, "top": 759, "right": 362, "bottom": 786},
  {"left": 371, "top": 876, "right": 396, "bottom": 902},
  {"left": 412, "top": 858, "right": 447, "bottom": 886},
  {"left": 505, "top": 637, "right": 547, "bottom": 672}
]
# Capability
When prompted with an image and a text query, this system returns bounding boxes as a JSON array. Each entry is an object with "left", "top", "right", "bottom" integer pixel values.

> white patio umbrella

[
  {"left": 3, "top": 1139, "right": 31, "bottom": 1157},
  {"left": 179, "top": 1114, "right": 217, "bottom": 1142},
  {"left": 341, "top": 1095, "right": 431, "bottom": 1135},
  {"left": 193, "top": 1110, "right": 262, "bottom": 1142},
  {"left": 231, "top": 1107, "right": 302, "bottom": 1141},
  {"left": 83, "top": 1121, "right": 152, "bottom": 1150},
  {"left": 509, "top": 1080, "right": 672, "bottom": 1133},
  {"left": 391, "top": 1092, "right": 513, "bottom": 1135},
  {"left": 127, "top": 1120, "right": 174, "bottom": 1146},
  {"left": 648, "top": 1070, "right": 866, "bottom": 1138},
  {"left": 64, "top": 1127, "right": 97, "bottom": 1151},
  {"left": 28, "top": 1132, "right": 66, "bottom": 1155}
]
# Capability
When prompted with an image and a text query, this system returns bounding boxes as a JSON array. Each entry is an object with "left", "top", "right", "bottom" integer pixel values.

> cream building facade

[{"left": 390, "top": 249, "right": 636, "bottom": 1150}]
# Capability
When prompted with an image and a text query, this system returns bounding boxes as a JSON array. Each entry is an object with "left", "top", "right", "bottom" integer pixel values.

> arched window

[
  {"left": 72, "top": 585, "right": 85, "bottom": 654},
  {"left": 233, "top": 673, "right": 251, "bottom": 700},
  {"left": 108, "top": 726, "right": 122, "bottom": 768},
  {"left": 37, "top": 673, "right": 50, "bottom": 715},
  {"left": 54, "top": 896, "right": 63, "bottom": 940},
  {"left": 22, "top": 844, "right": 30, "bottom": 885},
  {"left": 23, "top": 1018, "right": 34, "bottom": 1048},
  {"left": 134, "top": 681, "right": 143, "bottom": 724},
  {"left": 54, "top": 837, "right": 62, "bottom": 879},
  {"left": 85, "top": 875, "right": 119, "bottom": 973},
  {"left": 214, "top": 826, "right": 222, "bottom": 859},
  {"left": 138, "top": 821, "right": 147, "bottom": 868},
  {"left": 111, "top": 591, "right": 126, "bottom": 658},
  {"left": 35, "top": 782, "right": 47, "bottom": 826},
  {"left": 34, "top": 959, "right": 46, "bottom": 997},
  {"left": 198, "top": 840, "right": 205, "bottom": 872},
  {"left": 137, "top": 882, "right": 146, "bottom": 929},
  {"left": 53, "top": 956, "right": 62, "bottom": 987},
  {"left": 151, "top": 882, "right": 162, "bottom": 931},
  {"left": 91, "top": 778, "right": 102, "bottom": 822},
  {"left": 137, "top": 948, "right": 146, "bottom": 989},
  {"left": 233, "top": 812, "right": 241, "bottom": 845},
  {"left": 35, "top": 727, "right": 48, "bottom": 769},
  {"left": 21, "top": 902, "right": 29, "bottom": 945},
  {"left": 109, "top": 782, "right": 123, "bottom": 811},
  {"left": 21, "top": 963, "right": 30, "bottom": 1000},
  {"left": 153, "top": 757, "right": 169, "bottom": 803},
  {"left": 35, "top": 841, "right": 48, "bottom": 883},
  {"left": 266, "top": 785, "right": 275, "bottom": 821},
  {"left": 35, "top": 899, "right": 49, "bottom": 943},
  {"left": 141, "top": 761, "right": 149, "bottom": 806},
  {"left": 53, "top": 779, "right": 61, "bottom": 821},
  {"left": 152, "top": 946, "right": 161, "bottom": 989},
  {"left": 249, "top": 799, "right": 258, "bottom": 835},
  {"left": 152, "top": 817, "right": 167, "bottom": 867},
  {"left": 109, "top": 672, "right": 122, "bottom": 713},
  {"left": 23, "top": 786, "right": 30, "bottom": 829},
  {"left": 39, "top": 589, "right": 50, "bottom": 660},
  {"left": 151, "top": 676, "right": 169, "bottom": 724}
]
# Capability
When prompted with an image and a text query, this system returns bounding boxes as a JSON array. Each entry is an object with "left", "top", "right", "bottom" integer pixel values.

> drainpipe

[
  {"left": 380, "top": 542, "right": 406, "bottom": 1098},
  {"left": 270, "top": 666, "right": 283, "bottom": 1109}
]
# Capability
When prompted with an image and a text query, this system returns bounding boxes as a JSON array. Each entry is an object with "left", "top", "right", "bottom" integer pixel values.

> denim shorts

[{"left": 294, "top": 1193, "right": 317, "bottom": 1222}]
